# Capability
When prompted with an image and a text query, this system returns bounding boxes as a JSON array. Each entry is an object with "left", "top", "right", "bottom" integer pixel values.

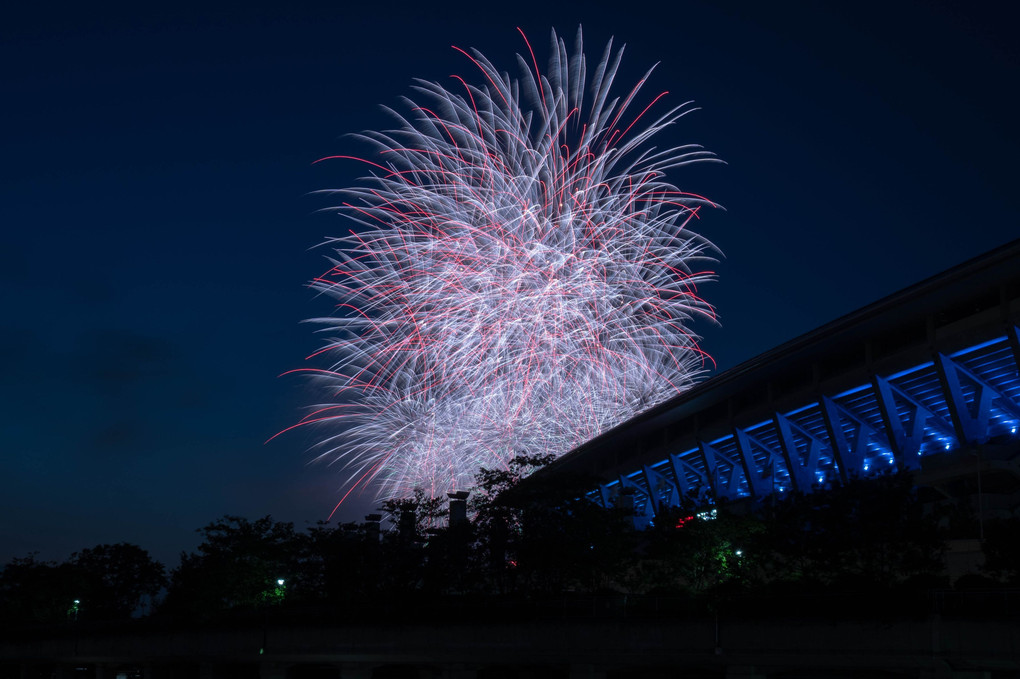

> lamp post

[{"left": 261, "top": 578, "right": 286, "bottom": 656}]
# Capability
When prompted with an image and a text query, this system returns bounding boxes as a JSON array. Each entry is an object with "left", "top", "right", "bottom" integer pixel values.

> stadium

[{"left": 541, "top": 238, "right": 1020, "bottom": 540}]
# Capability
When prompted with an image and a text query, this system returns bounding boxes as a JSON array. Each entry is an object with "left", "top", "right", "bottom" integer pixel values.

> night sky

[{"left": 2, "top": 0, "right": 1017, "bottom": 568}]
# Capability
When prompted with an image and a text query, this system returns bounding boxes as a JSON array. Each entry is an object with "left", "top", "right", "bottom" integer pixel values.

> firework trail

[{"left": 297, "top": 27, "right": 719, "bottom": 501}]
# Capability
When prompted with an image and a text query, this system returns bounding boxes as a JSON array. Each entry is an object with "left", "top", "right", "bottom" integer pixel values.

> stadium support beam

[
  {"left": 642, "top": 465, "right": 681, "bottom": 515},
  {"left": 616, "top": 474, "right": 656, "bottom": 528},
  {"left": 616, "top": 475, "right": 645, "bottom": 508},
  {"left": 733, "top": 428, "right": 782, "bottom": 497},
  {"left": 773, "top": 412, "right": 827, "bottom": 491},
  {"left": 699, "top": 441, "right": 747, "bottom": 501},
  {"left": 820, "top": 395, "right": 873, "bottom": 482},
  {"left": 598, "top": 483, "right": 621, "bottom": 510},
  {"left": 668, "top": 453, "right": 711, "bottom": 504},
  {"left": 1009, "top": 325, "right": 1020, "bottom": 375},
  {"left": 872, "top": 376, "right": 945, "bottom": 470},
  {"left": 935, "top": 352, "right": 1020, "bottom": 446}
]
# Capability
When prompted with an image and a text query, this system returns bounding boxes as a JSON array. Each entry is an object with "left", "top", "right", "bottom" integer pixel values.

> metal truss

[{"left": 595, "top": 329, "right": 1020, "bottom": 527}]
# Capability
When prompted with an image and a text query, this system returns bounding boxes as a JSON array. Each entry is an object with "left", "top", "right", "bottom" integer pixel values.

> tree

[
  {"left": 982, "top": 517, "right": 1020, "bottom": 584},
  {"left": 0, "top": 554, "right": 78, "bottom": 626},
  {"left": 638, "top": 502, "right": 763, "bottom": 596},
  {"left": 374, "top": 489, "right": 451, "bottom": 595},
  {"left": 471, "top": 454, "right": 635, "bottom": 594},
  {"left": 69, "top": 543, "right": 166, "bottom": 619},
  {"left": 758, "top": 471, "right": 946, "bottom": 589},
  {"left": 0, "top": 545, "right": 165, "bottom": 626},
  {"left": 296, "top": 520, "right": 383, "bottom": 604},
  {"left": 379, "top": 488, "right": 448, "bottom": 544},
  {"left": 161, "top": 515, "right": 299, "bottom": 618}
]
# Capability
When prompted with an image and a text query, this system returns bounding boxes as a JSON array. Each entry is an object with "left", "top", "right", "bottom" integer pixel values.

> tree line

[{"left": 3, "top": 457, "right": 1019, "bottom": 627}]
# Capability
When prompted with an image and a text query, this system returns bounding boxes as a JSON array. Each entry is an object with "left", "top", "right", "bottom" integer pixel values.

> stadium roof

[{"left": 539, "top": 238, "right": 1020, "bottom": 520}]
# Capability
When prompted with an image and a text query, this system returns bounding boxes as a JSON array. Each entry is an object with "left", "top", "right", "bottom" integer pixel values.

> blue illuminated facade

[
  {"left": 596, "top": 331, "right": 1020, "bottom": 525},
  {"left": 543, "top": 240, "right": 1020, "bottom": 527}
]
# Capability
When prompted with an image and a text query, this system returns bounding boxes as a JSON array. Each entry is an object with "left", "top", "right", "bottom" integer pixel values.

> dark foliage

[
  {"left": 0, "top": 554, "right": 79, "bottom": 626},
  {"left": 160, "top": 516, "right": 300, "bottom": 618},
  {"left": 2, "top": 467, "right": 965, "bottom": 626},
  {"left": 471, "top": 455, "right": 636, "bottom": 595},
  {"left": 981, "top": 516, "right": 1020, "bottom": 584},
  {"left": 636, "top": 501, "right": 762, "bottom": 596},
  {"left": 69, "top": 543, "right": 167, "bottom": 619},
  {"left": 754, "top": 471, "right": 946, "bottom": 590},
  {"left": 0, "top": 544, "right": 165, "bottom": 626}
]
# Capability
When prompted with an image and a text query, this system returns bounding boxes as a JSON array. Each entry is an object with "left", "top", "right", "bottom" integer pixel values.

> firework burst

[{"left": 298, "top": 27, "right": 720, "bottom": 501}]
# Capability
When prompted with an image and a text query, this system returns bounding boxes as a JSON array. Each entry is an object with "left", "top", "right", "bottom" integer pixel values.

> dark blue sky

[{"left": 2, "top": 0, "right": 1017, "bottom": 567}]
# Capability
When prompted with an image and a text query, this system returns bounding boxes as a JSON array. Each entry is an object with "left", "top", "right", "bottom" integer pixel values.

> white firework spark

[{"left": 296, "top": 27, "right": 719, "bottom": 502}]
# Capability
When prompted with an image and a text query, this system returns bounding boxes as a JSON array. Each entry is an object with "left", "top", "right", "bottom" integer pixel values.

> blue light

[
  {"left": 785, "top": 402, "right": 820, "bottom": 417},
  {"left": 950, "top": 336, "right": 1007, "bottom": 357},
  {"left": 743, "top": 419, "right": 773, "bottom": 433},
  {"left": 833, "top": 383, "right": 871, "bottom": 399},
  {"left": 888, "top": 361, "right": 934, "bottom": 381}
]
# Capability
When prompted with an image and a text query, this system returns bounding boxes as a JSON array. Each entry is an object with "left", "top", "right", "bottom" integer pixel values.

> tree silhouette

[
  {"left": 70, "top": 543, "right": 166, "bottom": 619},
  {"left": 161, "top": 515, "right": 299, "bottom": 617}
]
